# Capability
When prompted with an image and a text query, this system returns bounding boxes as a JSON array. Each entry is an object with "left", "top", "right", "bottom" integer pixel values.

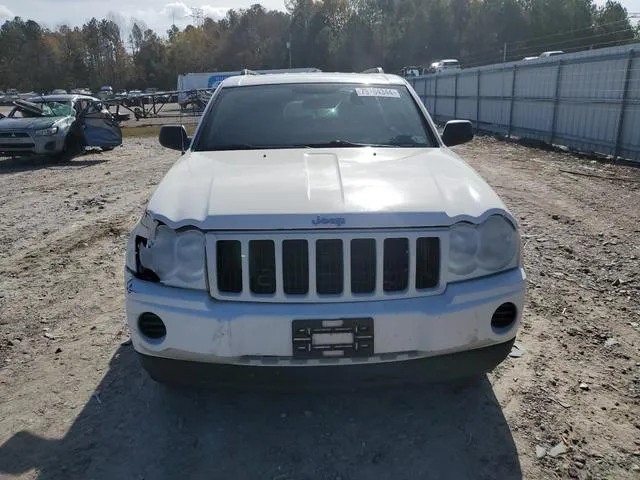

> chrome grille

[
  {"left": 207, "top": 231, "right": 444, "bottom": 303},
  {"left": 0, "top": 132, "right": 29, "bottom": 138}
]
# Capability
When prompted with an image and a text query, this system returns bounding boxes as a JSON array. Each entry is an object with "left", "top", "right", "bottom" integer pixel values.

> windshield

[
  {"left": 11, "top": 100, "right": 74, "bottom": 118},
  {"left": 194, "top": 83, "right": 437, "bottom": 151},
  {"left": 441, "top": 61, "right": 459, "bottom": 66}
]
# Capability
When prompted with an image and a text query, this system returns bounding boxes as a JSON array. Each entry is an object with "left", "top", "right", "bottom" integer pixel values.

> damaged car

[{"left": 0, "top": 94, "right": 122, "bottom": 160}]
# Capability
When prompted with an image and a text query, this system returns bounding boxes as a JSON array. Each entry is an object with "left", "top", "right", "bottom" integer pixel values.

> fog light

[
  {"left": 138, "top": 312, "right": 166, "bottom": 340},
  {"left": 491, "top": 303, "right": 517, "bottom": 330}
]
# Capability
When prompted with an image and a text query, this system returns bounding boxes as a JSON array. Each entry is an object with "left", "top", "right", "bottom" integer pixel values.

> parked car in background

[
  {"left": 125, "top": 71, "right": 525, "bottom": 388},
  {"left": 0, "top": 94, "right": 122, "bottom": 159},
  {"left": 5, "top": 89, "right": 19, "bottom": 101},
  {"left": 399, "top": 66, "right": 424, "bottom": 78},
  {"left": 434, "top": 59, "right": 461, "bottom": 73},
  {"left": 126, "top": 89, "right": 143, "bottom": 107},
  {"left": 98, "top": 85, "right": 114, "bottom": 100},
  {"left": 539, "top": 51, "right": 564, "bottom": 58},
  {"left": 71, "top": 88, "right": 92, "bottom": 96},
  {"left": 18, "top": 91, "right": 37, "bottom": 100}
]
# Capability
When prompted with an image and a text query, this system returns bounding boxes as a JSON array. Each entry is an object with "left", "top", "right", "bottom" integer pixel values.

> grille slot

[
  {"left": 282, "top": 240, "right": 309, "bottom": 295},
  {"left": 316, "top": 239, "right": 343, "bottom": 294},
  {"left": 383, "top": 238, "right": 409, "bottom": 292},
  {"left": 249, "top": 240, "right": 276, "bottom": 294},
  {"left": 351, "top": 239, "right": 376, "bottom": 294},
  {"left": 216, "top": 240, "right": 242, "bottom": 293},
  {"left": 416, "top": 237, "right": 440, "bottom": 289}
]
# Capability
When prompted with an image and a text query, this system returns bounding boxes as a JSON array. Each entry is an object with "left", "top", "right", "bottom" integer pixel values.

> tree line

[{"left": 0, "top": 0, "right": 637, "bottom": 92}]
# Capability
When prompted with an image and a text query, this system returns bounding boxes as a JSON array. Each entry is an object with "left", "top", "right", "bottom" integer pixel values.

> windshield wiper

[
  {"left": 210, "top": 144, "right": 312, "bottom": 151},
  {"left": 303, "top": 140, "right": 380, "bottom": 148},
  {"left": 212, "top": 144, "right": 272, "bottom": 151}
]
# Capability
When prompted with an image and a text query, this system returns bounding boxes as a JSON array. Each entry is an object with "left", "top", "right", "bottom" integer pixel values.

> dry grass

[{"left": 121, "top": 124, "right": 197, "bottom": 139}]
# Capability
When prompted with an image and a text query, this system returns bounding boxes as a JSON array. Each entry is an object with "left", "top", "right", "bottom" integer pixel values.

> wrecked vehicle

[
  {"left": 125, "top": 71, "right": 526, "bottom": 388},
  {"left": 0, "top": 94, "right": 122, "bottom": 159}
]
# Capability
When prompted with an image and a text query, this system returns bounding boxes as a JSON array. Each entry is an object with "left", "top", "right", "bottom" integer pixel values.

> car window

[
  {"left": 194, "top": 83, "right": 437, "bottom": 151},
  {"left": 37, "top": 101, "right": 74, "bottom": 117}
]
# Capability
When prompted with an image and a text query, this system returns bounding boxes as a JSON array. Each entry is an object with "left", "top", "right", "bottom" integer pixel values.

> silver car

[{"left": 0, "top": 94, "right": 122, "bottom": 160}]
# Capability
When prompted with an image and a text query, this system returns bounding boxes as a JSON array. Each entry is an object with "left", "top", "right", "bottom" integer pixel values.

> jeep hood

[
  {"left": 0, "top": 117, "right": 59, "bottom": 130},
  {"left": 147, "top": 148, "right": 512, "bottom": 230}
]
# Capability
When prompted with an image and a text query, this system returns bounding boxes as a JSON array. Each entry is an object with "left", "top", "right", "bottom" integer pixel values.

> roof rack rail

[
  {"left": 240, "top": 69, "right": 259, "bottom": 76},
  {"left": 362, "top": 67, "right": 384, "bottom": 74}
]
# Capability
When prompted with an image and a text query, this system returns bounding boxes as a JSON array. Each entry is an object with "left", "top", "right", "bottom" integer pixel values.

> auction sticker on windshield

[{"left": 355, "top": 87, "right": 401, "bottom": 98}]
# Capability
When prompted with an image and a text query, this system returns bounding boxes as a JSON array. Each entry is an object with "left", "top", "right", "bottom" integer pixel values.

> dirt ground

[{"left": 0, "top": 136, "right": 638, "bottom": 480}]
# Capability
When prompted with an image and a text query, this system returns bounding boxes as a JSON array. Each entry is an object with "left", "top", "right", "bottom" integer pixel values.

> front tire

[{"left": 52, "top": 133, "right": 84, "bottom": 162}]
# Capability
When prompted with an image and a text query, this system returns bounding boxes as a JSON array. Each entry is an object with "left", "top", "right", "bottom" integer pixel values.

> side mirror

[
  {"left": 442, "top": 120, "right": 474, "bottom": 147},
  {"left": 159, "top": 125, "right": 191, "bottom": 152}
]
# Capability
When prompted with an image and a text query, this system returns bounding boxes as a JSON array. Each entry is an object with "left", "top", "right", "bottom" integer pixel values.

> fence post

[
  {"left": 550, "top": 59, "right": 563, "bottom": 145},
  {"left": 508, "top": 65, "right": 517, "bottom": 138},
  {"left": 476, "top": 70, "right": 481, "bottom": 131},
  {"left": 454, "top": 73, "right": 459, "bottom": 119},
  {"left": 614, "top": 49, "right": 634, "bottom": 159},
  {"left": 433, "top": 75, "right": 439, "bottom": 120},
  {"left": 423, "top": 78, "right": 428, "bottom": 110}
]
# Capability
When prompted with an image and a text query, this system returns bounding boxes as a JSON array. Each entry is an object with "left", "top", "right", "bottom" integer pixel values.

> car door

[{"left": 79, "top": 100, "right": 122, "bottom": 148}]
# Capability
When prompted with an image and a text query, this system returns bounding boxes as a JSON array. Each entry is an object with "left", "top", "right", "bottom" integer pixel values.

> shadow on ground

[
  {"left": 0, "top": 153, "right": 107, "bottom": 174},
  {"left": 0, "top": 347, "right": 521, "bottom": 480}
]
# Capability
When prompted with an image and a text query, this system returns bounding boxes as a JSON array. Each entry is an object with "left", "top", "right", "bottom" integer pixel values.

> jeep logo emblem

[{"left": 312, "top": 216, "right": 346, "bottom": 227}]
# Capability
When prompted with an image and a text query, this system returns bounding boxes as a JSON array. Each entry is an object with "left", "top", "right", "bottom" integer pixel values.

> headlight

[
  {"left": 449, "top": 223, "right": 478, "bottom": 275},
  {"left": 477, "top": 215, "right": 518, "bottom": 270},
  {"left": 129, "top": 217, "right": 207, "bottom": 290},
  {"left": 35, "top": 127, "right": 58, "bottom": 136},
  {"left": 448, "top": 215, "right": 519, "bottom": 282}
]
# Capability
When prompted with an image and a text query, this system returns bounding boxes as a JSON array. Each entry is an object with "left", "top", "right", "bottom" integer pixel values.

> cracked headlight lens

[{"left": 136, "top": 224, "right": 207, "bottom": 290}]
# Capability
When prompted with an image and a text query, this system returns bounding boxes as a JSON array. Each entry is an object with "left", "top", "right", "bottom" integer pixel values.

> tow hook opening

[
  {"left": 138, "top": 312, "right": 166, "bottom": 340},
  {"left": 491, "top": 303, "right": 518, "bottom": 331}
]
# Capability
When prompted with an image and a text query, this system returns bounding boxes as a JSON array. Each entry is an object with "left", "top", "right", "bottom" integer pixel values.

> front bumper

[
  {"left": 138, "top": 339, "right": 515, "bottom": 389},
  {"left": 125, "top": 267, "right": 525, "bottom": 374},
  {"left": 0, "top": 134, "right": 65, "bottom": 155}
]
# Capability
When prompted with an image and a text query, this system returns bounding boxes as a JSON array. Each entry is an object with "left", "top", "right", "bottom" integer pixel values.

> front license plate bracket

[{"left": 292, "top": 318, "right": 374, "bottom": 359}]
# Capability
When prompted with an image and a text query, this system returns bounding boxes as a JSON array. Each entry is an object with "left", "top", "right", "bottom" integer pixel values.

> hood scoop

[{"left": 304, "top": 153, "right": 345, "bottom": 206}]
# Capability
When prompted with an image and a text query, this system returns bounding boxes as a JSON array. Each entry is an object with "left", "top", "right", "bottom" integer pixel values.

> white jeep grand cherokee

[{"left": 124, "top": 71, "right": 526, "bottom": 388}]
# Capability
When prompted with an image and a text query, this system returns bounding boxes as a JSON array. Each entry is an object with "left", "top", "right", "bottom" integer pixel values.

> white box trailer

[{"left": 176, "top": 68, "right": 321, "bottom": 106}]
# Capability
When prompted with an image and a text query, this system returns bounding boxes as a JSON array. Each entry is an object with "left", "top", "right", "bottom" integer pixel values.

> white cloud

[
  {"left": 162, "top": 2, "right": 192, "bottom": 20},
  {"left": 0, "top": 4, "right": 14, "bottom": 19},
  {"left": 158, "top": 3, "right": 228, "bottom": 25},
  {"left": 201, "top": 5, "right": 228, "bottom": 21}
]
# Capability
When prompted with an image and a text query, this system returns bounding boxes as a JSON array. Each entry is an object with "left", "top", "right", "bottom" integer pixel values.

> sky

[
  {"left": 0, "top": 0, "right": 637, "bottom": 37},
  {"left": 0, "top": 0, "right": 286, "bottom": 35}
]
